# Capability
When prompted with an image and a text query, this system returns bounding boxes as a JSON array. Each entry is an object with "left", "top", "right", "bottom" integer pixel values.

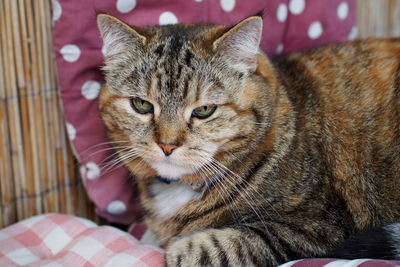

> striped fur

[{"left": 97, "top": 14, "right": 400, "bottom": 266}]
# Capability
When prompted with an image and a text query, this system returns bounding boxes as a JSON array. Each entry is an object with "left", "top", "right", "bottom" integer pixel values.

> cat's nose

[{"left": 158, "top": 143, "right": 179, "bottom": 156}]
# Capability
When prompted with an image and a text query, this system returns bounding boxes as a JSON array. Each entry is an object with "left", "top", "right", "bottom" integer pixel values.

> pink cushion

[
  {"left": 0, "top": 214, "right": 164, "bottom": 266},
  {"left": 53, "top": 0, "right": 356, "bottom": 224}
]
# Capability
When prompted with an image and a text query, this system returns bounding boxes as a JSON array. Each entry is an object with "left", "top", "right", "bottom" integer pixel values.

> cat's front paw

[
  {"left": 165, "top": 228, "right": 267, "bottom": 267},
  {"left": 165, "top": 229, "right": 229, "bottom": 267}
]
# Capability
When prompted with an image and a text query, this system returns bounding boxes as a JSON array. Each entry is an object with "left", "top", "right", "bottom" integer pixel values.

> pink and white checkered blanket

[
  {"left": 1, "top": 214, "right": 399, "bottom": 267},
  {"left": 0, "top": 214, "right": 164, "bottom": 266}
]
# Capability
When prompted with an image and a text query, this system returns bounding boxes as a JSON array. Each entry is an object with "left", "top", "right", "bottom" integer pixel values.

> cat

[{"left": 96, "top": 13, "right": 400, "bottom": 266}]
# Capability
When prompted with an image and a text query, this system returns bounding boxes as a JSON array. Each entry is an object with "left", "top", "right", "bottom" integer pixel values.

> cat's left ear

[
  {"left": 213, "top": 16, "right": 263, "bottom": 73},
  {"left": 97, "top": 14, "right": 146, "bottom": 60}
]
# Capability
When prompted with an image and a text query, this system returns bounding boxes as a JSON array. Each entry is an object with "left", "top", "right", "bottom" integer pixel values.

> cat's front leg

[{"left": 165, "top": 227, "right": 280, "bottom": 267}]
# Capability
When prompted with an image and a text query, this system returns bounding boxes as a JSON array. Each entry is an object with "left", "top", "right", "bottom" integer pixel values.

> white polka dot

[
  {"left": 52, "top": 0, "right": 62, "bottom": 22},
  {"left": 66, "top": 122, "right": 76, "bottom": 141},
  {"left": 289, "top": 0, "right": 305, "bottom": 15},
  {"left": 81, "top": 162, "right": 101, "bottom": 180},
  {"left": 348, "top": 26, "right": 358, "bottom": 40},
  {"left": 220, "top": 0, "right": 236, "bottom": 12},
  {"left": 308, "top": 21, "right": 323, "bottom": 40},
  {"left": 277, "top": 4, "right": 288, "bottom": 22},
  {"left": 337, "top": 2, "right": 349, "bottom": 20},
  {"left": 194, "top": 0, "right": 203, "bottom": 2},
  {"left": 86, "top": 162, "right": 101, "bottom": 179},
  {"left": 276, "top": 43, "right": 284, "bottom": 54},
  {"left": 81, "top": 80, "right": 101, "bottom": 100},
  {"left": 60, "top": 44, "right": 81, "bottom": 62},
  {"left": 116, "top": 0, "right": 136, "bottom": 13},
  {"left": 159, "top": 11, "right": 178, "bottom": 25},
  {"left": 107, "top": 200, "right": 127, "bottom": 214}
]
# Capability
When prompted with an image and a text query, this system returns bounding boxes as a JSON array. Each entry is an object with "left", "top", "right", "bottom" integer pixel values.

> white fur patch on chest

[{"left": 150, "top": 182, "right": 202, "bottom": 220}]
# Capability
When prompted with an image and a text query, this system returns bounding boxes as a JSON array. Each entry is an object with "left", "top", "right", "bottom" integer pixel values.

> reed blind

[{"left": 0, "top": 0, "right": 98, "bottom": 228}]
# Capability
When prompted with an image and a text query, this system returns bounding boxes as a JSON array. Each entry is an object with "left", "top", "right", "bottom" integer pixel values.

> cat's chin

[{"left": 150, "top": 160, "right": 194, "bottom": 179}]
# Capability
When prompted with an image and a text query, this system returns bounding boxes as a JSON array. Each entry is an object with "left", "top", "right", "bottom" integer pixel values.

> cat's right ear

[
  {"left": 97, "top": 14, "right": 146, "bottom": 59},
  {"left": 213, "top": 16, "right": 263, "bottom": 73}
]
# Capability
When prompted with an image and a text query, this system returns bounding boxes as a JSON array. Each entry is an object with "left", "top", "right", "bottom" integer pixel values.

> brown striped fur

[{"left": 97, "top": 14, "right": 400, "bottom": 266}]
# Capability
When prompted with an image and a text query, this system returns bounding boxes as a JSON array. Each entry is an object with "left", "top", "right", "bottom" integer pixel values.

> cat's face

[{"left": 97, "top": 15, "right": 274, "bottom": 183}]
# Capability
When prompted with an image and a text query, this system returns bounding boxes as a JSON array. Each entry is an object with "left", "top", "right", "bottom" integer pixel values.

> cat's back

[
  {"left": 273, "top": 39, "right": 400, "bottom": 226},
  {"left": 274, "top": 38, "right": 400, "bottom": 108},
  {"left": 273, "top": 38, "right": 400, "bottom": 139}
]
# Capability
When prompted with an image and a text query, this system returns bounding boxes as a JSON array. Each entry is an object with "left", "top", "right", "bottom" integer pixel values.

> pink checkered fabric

[
  {"left": 279, "top": 258, "right": 400, "bottom": 267},
  {"left": 0, "top": 214, "right": 164, "bottom": 267}
]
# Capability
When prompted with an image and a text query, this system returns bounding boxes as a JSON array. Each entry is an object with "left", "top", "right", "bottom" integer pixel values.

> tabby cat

[{"left": 96, "top": 13, "right": 400, "bottom": 266}]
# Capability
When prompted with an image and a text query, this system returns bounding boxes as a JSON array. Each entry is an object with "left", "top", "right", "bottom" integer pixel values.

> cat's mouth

[
  {"left": 148, "top": 157, "right": 208, "bottom": 192},
  {"left": 149, "top": 159, "right": 195, "bottom": 179}
]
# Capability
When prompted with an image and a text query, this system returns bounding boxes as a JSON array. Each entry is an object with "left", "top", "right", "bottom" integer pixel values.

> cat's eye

[
  {"left": 191, "top": 105, "right": 217, "bottom": 119},
  {"left": 130, "top": 97, "right": 154, "bottom": 114}
]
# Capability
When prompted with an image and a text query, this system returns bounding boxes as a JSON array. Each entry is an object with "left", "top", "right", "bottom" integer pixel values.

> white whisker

[
  {"left": 81, "top": 145, "right": 132, "bottom": 163},
  {"left": 80, "top": 140, "right": 130, "bottom": 155},
  {"left": 101, "top": 149, "right": 141, "bottom": 175}
]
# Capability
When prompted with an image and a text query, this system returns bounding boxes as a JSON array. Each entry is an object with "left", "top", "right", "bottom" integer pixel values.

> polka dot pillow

[{"left": 53, "top": 0, "right": 356, "bottom": 225}]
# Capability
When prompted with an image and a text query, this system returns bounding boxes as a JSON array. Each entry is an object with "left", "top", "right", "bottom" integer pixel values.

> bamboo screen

[
  {"left": 357, "top": 0, "right": 400, "bottom": 38},
  {"left": 0, "top": 0, "right": 98, "bottom": 228},
  {"left": 0, "top": 0, "right": 399, "bottom": 228}
]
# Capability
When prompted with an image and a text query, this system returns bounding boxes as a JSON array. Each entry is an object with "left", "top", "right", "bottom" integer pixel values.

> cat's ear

[
  {"left": 97, "top": 14, "right": 146, "bottom": 59},
  {"left": 213, "top": 16, "right": 263, "bottom": 73}
]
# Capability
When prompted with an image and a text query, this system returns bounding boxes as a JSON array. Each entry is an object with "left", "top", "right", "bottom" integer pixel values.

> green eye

[
  {"left": 130, "top": 97, "right": 154, "bottom": 114},
  {"left": 191, "top": 105, "right": 217, "bottom": 119}
]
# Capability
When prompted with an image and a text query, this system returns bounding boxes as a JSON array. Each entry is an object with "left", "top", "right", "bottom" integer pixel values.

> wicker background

[
  {"left": 0, "top": 0, "right": 98, "bottom": 228},
  {"left": 0, "top": 0, "right": 399, "bottom": 228}
]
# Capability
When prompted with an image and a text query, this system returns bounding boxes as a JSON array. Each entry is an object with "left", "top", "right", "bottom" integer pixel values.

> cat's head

[{"left": 97, "top": 14, "right": 277, "bottom": 184}]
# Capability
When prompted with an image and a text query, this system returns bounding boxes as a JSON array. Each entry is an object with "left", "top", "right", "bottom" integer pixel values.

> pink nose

[{"left": 158, "top": 143, "right": 179, "bottom": 156}]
